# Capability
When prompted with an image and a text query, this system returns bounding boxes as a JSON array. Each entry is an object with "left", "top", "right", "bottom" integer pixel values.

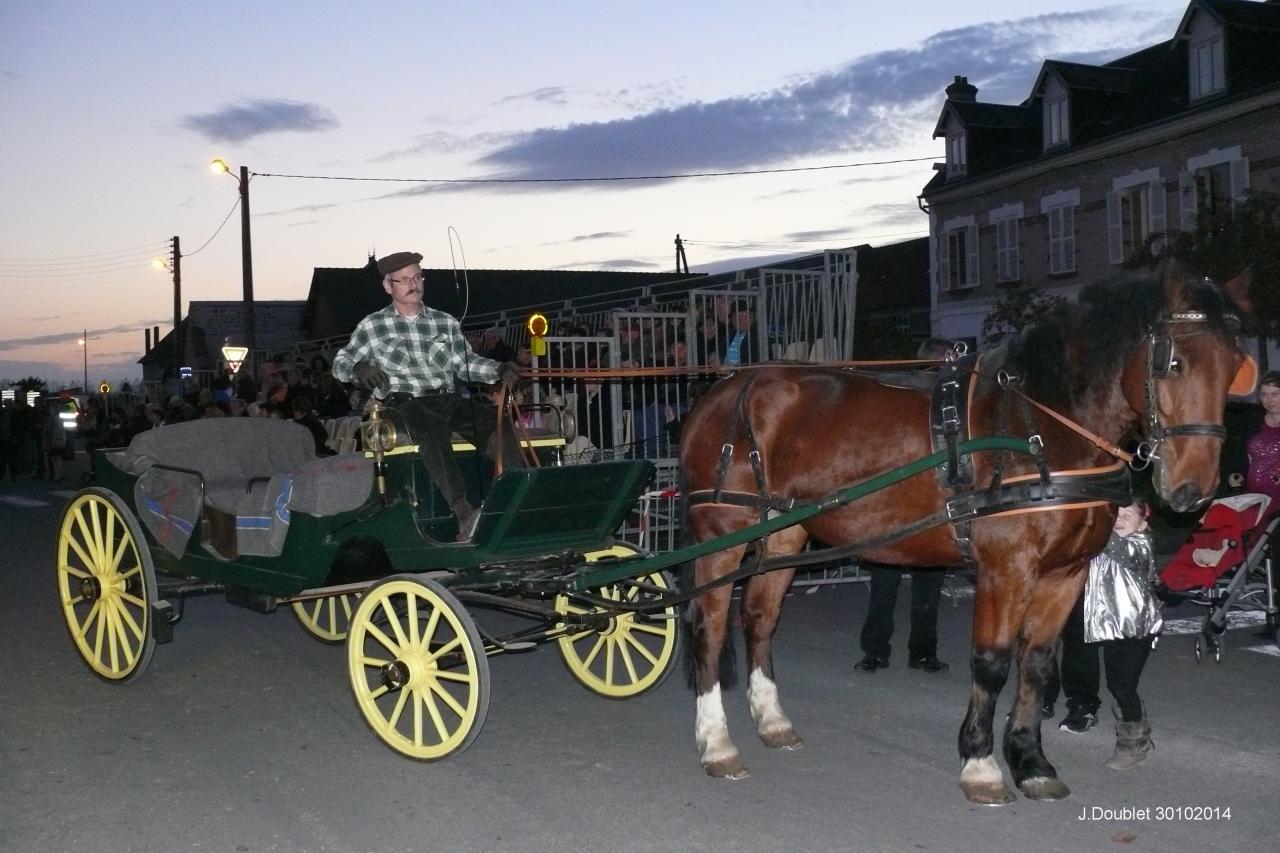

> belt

[{"left": 387, "top": 388, "right": 455, "bottom": 403}]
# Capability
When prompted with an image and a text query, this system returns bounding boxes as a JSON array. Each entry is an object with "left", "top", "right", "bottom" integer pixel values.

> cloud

[
  {"left": 495, "top": 86, "right": 570, "bottom": 106},
  {"left": 553, "top": 258, "right": 663, "bottom": 270},
  {"left": 0, "top": 321, "right": 160, "bottom": 351},
  {"left": 369, "top": 130, "right": 517, "bottom": 163},
  {"left": 2, "top": 70, "right": 21, "bottom": 81},
  {"left": 857, "top": 201, "right": 928, "bottom": 230},
  {"left": 462, "top": 7, "right": 1170, "bottom": 183},
  {"left": 572, "top": 231, "right": 629, "bottom": 242},
  {"left": 782, "top": 228, "right": 859, "bottom": 242},
  {"left": 180, "top": 98, "right": 338, "bottom": 143}
]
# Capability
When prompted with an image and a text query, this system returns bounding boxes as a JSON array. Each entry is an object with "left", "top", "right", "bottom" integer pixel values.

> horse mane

[{"left": 1007, "top": 266, "right": 1237, "bottom": 409}]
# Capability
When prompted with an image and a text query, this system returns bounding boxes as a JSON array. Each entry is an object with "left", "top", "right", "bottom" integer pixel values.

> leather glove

[
  {"left": 353, "top": 361, "right": 389, "bottom": 392},
  {"left": 498, "top": 362, "right": 522, "bottom": 388}
]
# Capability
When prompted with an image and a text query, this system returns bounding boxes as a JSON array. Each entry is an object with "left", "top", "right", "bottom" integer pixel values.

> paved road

[{"left": 2, "top": 458, "right": 1277, "bottom": 853}]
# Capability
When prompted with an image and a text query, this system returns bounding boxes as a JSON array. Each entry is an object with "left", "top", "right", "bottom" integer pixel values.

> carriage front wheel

[
  {"left": 346, "top": 575, "right": 489, "bottom": 760},
  {"left": 55, "top": 488, "right": 158, "bottom": 683},
  {"left": 555, "top": 547, "right": 679, "bottom": 698}
]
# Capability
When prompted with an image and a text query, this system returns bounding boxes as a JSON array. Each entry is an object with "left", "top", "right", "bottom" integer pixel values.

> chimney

[
  {"left": 945, "top": 75, "right": 978, "bottom": 102},
  {"left": 154, "top": 325, "right": 160, "bottom": 351},
  {"left": 145, "top": 328, "right": 151, "bottom": 352}
]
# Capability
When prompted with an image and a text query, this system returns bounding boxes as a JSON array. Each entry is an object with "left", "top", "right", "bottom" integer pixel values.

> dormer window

[
  {"left": 947, "top": 132, "right": 967, "bottom": 177},
  {"left": 1044, "top": 97, "right": 1068, "bottom": 148},
  {"left": 1190, "top": 34, "right": 1225, "bottom": 98}
]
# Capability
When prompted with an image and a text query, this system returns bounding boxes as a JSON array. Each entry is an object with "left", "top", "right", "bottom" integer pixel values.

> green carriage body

[{"left": 90, "top": 437, "right": 653, "bottom": 597}]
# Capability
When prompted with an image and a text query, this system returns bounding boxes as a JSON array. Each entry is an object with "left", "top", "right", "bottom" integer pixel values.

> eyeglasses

[{"left": 390, "top": 273, "right": 424, "bottom": 286}]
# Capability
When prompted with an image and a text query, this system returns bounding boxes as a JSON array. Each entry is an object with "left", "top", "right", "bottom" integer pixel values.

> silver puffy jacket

[{"left": 1083, "top": 530, "right": 1163, "bottom": 642}]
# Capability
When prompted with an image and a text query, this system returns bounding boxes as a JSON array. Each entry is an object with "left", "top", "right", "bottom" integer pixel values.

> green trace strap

[{"left": 572, "top": 435, "right": 1035, "bottom": 591}]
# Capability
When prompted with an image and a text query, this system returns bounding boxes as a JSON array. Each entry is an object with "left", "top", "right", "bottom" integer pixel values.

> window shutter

[
  {"left": 1148, "top": 179, "right": 1167, "bottom": 254},
  {"left": 939, "top": 236, "right": 951, "bottom": 292},
  {"left": 1230, "top": 157, "right": 1250, "bottom": 203},
  {"left": 1106, "top": 191, "right": 1123, "bottom": 265},
  {"left": 1047, "top": 209, "right": 1060, "bottom": 274},
  {"left": 966, "top": 223, "right": 979, "bottom": 287},
  {"left": 1063, "top": 206, "right": 1076, "bottom": 272},
  {"left": 1179, "top": 171, "right": 1197, "bottom": 232}
]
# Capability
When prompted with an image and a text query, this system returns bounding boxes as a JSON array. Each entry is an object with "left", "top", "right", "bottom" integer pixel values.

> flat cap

[{"left": 376, "top": 251, "right": 423, "bottom": 277}]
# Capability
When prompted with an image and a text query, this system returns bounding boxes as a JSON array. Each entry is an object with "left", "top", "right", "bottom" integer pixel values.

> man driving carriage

[{"left": 331, "top": 251, "right": 523, "bottom": 540}]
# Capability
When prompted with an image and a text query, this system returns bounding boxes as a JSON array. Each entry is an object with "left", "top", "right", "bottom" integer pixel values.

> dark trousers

[
  {"left": 1045, "top": 591, "right": 1153, "bottom": 721},
  {"left": 859, "top": 566, "right": 945, "bottom": 660},
  {"left": 397, "top": 393, "right": 524, "bottom": 507}
]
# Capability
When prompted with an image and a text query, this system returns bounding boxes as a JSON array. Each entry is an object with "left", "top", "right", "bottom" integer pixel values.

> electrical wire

[
  {"left": 253, "top": 155, "right": 938, "bottom": 186},
  {"left": 0, "top": 242, "right": 168, "bottom": 264},
  {"left": 183, "top": 196, "right": 241, "bottom": 258}
]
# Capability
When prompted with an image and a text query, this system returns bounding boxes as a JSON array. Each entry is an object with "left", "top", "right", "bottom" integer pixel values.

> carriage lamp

[{"left": 527, "top": 312, "right": 549, "bottom": 357}]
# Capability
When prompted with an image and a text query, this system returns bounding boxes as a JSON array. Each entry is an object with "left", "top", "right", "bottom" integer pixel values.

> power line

[
  {"left": 0, "top": 257, "right": 168, "bottom": 279},
  {"left": 183, "top": 196, "right": 240, "bottom": 258},
  {"left": 254, "top": 155, "right": 939, "bottom": 186},
  {"left": 0, "top": 242, "right": 168, "bottom": 263}
]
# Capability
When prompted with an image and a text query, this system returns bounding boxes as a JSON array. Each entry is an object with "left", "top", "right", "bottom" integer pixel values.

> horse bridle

[{"left": 1133, "top": 311, "right": 1229, "bottom": 469}]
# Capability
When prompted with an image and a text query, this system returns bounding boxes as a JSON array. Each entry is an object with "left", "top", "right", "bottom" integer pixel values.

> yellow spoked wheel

[
  {"left": 56, "top": 488, "right": 158, "bottom": 683},
  {"left": 555, "top": 548, "right": 679, "bottom": 698},
  {"left": 293, "top": 593, "right": 360, "bottom": 643},
  {"left": 347, "top": 575, "right": 489, "bottom": 760}
]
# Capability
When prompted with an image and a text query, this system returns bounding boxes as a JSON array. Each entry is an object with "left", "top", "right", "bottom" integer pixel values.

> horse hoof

[
  {"left": 760, "top": 728, "right": 804, "bottom": 750},
  {"left": 704, "top": 757, "right": 751, "bottom": 780},
  {"left": 1018, "top": 776, "right": 1071, "bottom": 801},
  {"left": 959, "top": 781, "right": 1016, "bottom": 806}
]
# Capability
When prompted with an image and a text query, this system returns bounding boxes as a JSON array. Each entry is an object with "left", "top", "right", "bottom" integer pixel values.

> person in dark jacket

[{"left": 291, "top": 397, "right": 335, "bottom": 457}]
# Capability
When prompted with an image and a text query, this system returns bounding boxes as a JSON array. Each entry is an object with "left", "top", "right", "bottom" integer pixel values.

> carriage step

[
  {"left": 151, "top": 601, "right": 175, "bottom": 644},
  {"left": 225, "top": 587, "right": 278, "bottom": 614},
  {"left": 493, "top": 641, "right": 537, "bottom": 652}
]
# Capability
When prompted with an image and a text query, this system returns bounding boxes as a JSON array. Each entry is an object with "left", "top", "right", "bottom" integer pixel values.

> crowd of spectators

[
  {"left": 1, "top": 306, "right": 765, "bottom": 481},
  {"left": 0, "top": 355, "right": 361, "bottom": 480}
]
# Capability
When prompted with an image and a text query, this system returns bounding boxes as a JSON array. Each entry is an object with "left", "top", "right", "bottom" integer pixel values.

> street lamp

[
  {"left": 152, "top": 235, "right": 182, "bottom": 376},
  {"left": 77, "top": 330, "right": 88, "bottom": 393},
  {"left": 210, "top": 158, "right": 256, "bottom": 362}
]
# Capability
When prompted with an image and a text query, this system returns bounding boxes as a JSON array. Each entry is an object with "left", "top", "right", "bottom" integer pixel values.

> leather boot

[{"left": 1106, "top": 704, "right": 1153, "bottom": 771}]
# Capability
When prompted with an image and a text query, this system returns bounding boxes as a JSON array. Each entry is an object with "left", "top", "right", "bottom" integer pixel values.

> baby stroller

[{"left": 1160, "top": 493, "right": 1280, "bottom": 662}]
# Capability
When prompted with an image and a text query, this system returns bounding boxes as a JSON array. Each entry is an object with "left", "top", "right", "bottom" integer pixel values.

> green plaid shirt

[{"left": 331, "top": 304, "right": 500, "bottom": 396}]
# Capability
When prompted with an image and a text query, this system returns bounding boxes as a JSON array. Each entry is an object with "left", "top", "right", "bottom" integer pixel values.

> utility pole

[
  {"left": 239, "top": 165, "right": 256, "bottom": 360},
  {"left": 171, "top": 235, "right": 182, "bottom": 375},
  {"left": 674, "top": 233, "right": 689, "bottom": 275}
]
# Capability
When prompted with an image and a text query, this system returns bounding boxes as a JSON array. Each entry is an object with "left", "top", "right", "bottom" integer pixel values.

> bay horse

[{"left": 678, "top": 263, "right": 1253, "bottom": 804}]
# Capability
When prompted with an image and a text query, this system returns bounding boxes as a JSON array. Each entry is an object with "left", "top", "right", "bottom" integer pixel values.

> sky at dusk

[{"left": 0, "top": 1, "right": 1189, "bottom": 387}]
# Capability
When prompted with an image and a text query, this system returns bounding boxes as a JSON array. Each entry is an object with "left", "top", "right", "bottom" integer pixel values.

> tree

[
  {"left": 981, "top": 288, "right": 1069, "bottom": 347},
  {"left": 1166, "top": 190, "right": 1280, "bottom": 337},
  {"left": 14, "top": 376, "right": 49, "bottom": 395}
]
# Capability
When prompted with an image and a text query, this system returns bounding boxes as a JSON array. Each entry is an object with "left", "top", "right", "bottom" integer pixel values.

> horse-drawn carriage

[
  {"left": 56, "top": 402, "right": 680, "bottom": 760},
  {"left": 55, "top": 263, "right": 1257, "bottom": 804}
]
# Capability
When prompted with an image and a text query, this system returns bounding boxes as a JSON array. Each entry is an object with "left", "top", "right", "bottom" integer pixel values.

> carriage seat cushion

[{"left": 123, "top": 419, "right": 371, "bottom": 559}]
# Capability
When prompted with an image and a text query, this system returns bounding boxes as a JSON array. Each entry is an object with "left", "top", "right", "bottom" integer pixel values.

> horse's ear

[
  {"left": 1222, "top": 267, "right": 1254, "bottom": 317},
  {"left": 1162, "top": 258, "right": 1191, "bottom": 312}
]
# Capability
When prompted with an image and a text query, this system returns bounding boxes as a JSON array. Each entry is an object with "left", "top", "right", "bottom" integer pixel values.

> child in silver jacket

[{"left": 1082, "top": 499, "right": 1161, "bottom": 770}]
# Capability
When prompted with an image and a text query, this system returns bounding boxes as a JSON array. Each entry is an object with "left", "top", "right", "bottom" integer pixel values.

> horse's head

[{"left": 1119, "top": 262, "right": 1256, "bottom": 513}]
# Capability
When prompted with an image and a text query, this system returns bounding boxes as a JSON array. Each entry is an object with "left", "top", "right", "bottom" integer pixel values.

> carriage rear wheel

[
  {"left": 56, "top": 488, "right": 158, "bottom": 683},
  {"left": 293, "top": 593, "right": 360, "bottom": 643},
  {"left": 346, "top": 575, "right": 489, "bottom": 760},
  {"left": 555, "top": 547, "right": 679, "bottom": 698}
]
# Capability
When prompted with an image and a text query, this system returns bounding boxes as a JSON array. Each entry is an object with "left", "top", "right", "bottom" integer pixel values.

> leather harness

[{"left": 685, "top": 355, "right": 1133, "bottom": 567}]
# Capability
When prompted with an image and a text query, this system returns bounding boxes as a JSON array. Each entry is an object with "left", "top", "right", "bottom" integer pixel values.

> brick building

[{"left": 920, "top": 0, "right": 1280, "bottom": 345}]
